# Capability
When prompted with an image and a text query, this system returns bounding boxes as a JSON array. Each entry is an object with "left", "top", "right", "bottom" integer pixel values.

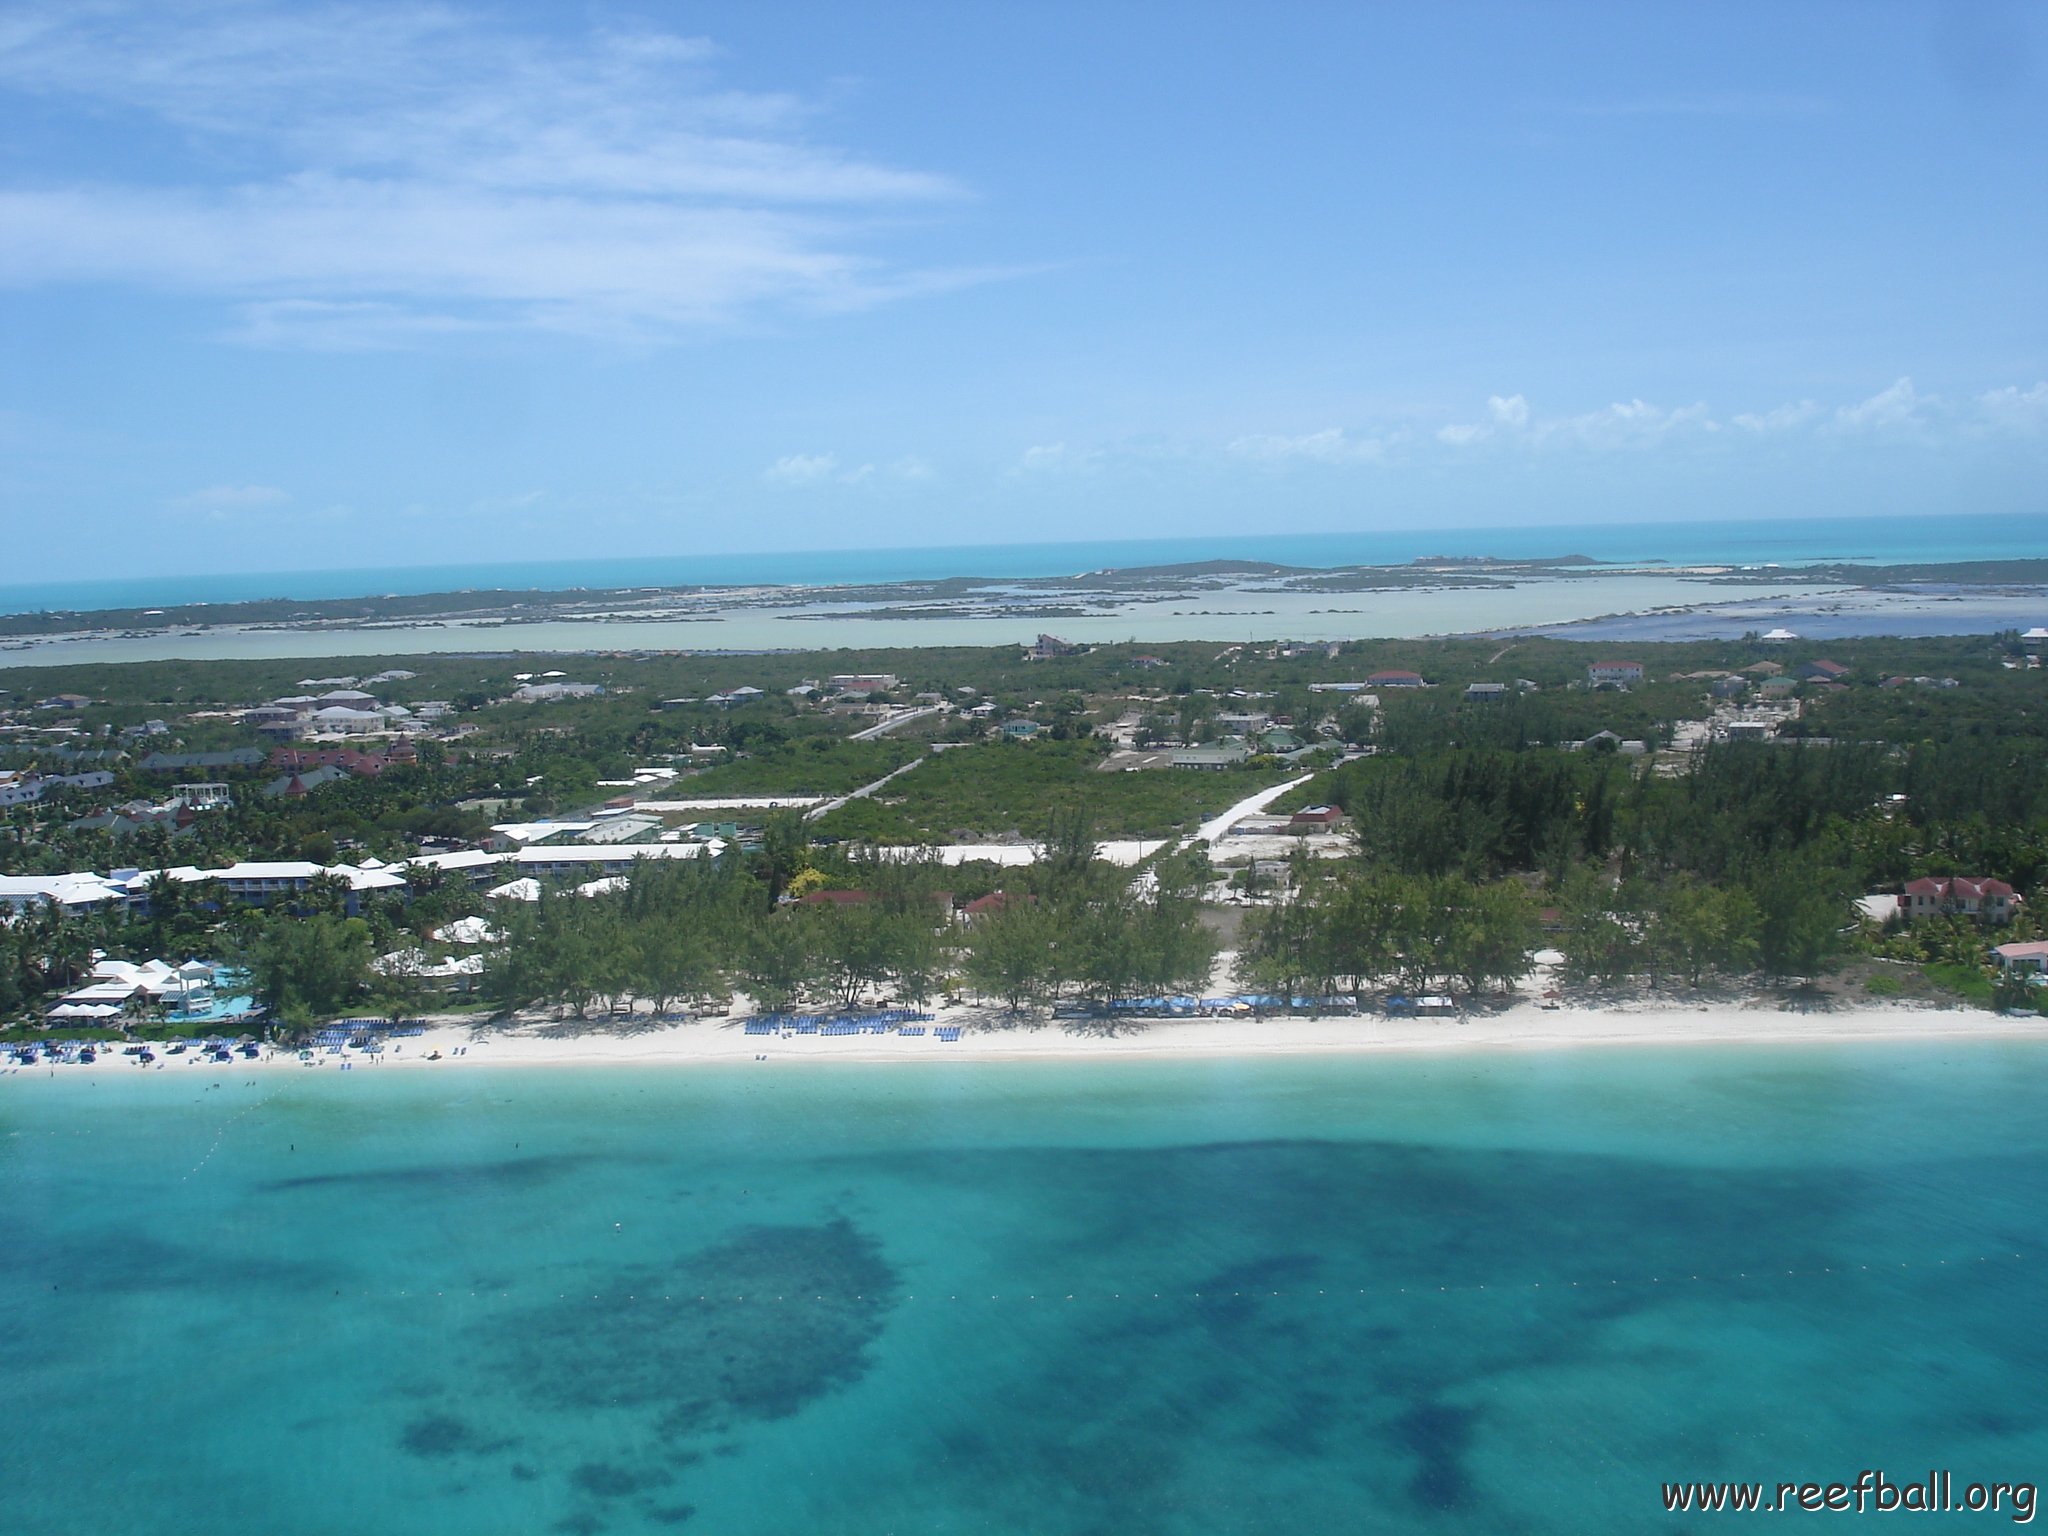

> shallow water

[
  {"left": 4, "top": 1044, "right": 2044, "bottom": 1534},
  {"left": 0, "top": 574, "right": 1808, "bottom": 667}
]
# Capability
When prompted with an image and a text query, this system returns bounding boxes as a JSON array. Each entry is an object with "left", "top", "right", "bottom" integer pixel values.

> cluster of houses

[
  {"left": 1871, "top": 875, "right": 2039, "bottom": 984},
  {"left": 1025, "top": 635, "right": 1086, "bottom": 661},
  {"left": 242, "top": 685, "right": 445, "bottom": 740},
  {"left": 262, "top": 743, "right": 419, "bottom": 799},
  {"left": 511, "top": 672, "right": 604, "bottom": 702},
  {"left": 0, "top": 829, "right": 730, "bottom": 922},
  {"left": 0, "top": 767, "right": 117, "bottom": 808}
]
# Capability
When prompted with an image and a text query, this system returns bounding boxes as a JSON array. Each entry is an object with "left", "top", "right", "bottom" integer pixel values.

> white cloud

[
  {"left": 1543, "top": 398, "right": 1717, "bottom": 447},
  {"left": 1048, "top": 376, "right": 2044, "bottom": 482},
  {"left": 1976, "top": 382, "right": 2048, "bottom": 433},
  {"left": 1488, "top": 394, "right": 1530, "bottom": 430},
  {"left": 1437, "top": 391, "right": 1720, "bottom": 451},
  {"left": 763, "top": 452, "right": 930, "bottom": 487},
  {"left": 1437, "top": 395, "right": 1532, "bottom": 445},
  {"left": 1830, "top": 376, "right": 1935, "bottom": 432},
  {"left": 1015, "top": 442, "right": 1106, "bottom": 475},
  {"left": 1732, "top": 400, "right": 1822, "bottom": 432},
  {"left": 0, "top": 3, "right": 994, "bottom": 345},
  {"left": 169, "top": 482, "right": 290, "bottom": 511},
  {"left": 763, "top": 453, "right": 842, "bottom": 486},
  {"left": 1227, "top": 428, "right": 1384, "bottom": 464}
]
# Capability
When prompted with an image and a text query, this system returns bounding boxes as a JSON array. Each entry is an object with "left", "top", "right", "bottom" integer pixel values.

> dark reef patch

[
  {"left": 261, "top": 1152, "right": 607, "bottom": 1196},
  {"left": 5, "top": 1228, "right": 329, "bottom": 1298},
  {"left": 1393, "top": 1400, "right": 1480, "bottom": 1510},
  {"left": 398, "top": 1412, "right": 518, "bottom": 1460},
  {"left": 572, "top": 1461, "right": 671, "bottom": 1498},
  {"left": 487, "top": 1216, "right": 898, "bottom": 1443}
]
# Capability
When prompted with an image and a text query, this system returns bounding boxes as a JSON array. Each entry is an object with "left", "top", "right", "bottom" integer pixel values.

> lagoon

[
  {"left": 4, "top": 1043, "right": 2044, "bottom": 1534},
  {"left": 0, "top": 573, "right": 1833, "bottom": 668}
]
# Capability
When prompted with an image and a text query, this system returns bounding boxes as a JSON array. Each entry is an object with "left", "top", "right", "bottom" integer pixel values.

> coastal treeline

[{"left": 476, "top": 829, "right": 1223, "bottom": 1021}]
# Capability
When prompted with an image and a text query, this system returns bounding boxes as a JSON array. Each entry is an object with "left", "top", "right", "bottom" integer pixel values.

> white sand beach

[{"left": 11, "top": 988, "right": 2042, "bottom": 1081}]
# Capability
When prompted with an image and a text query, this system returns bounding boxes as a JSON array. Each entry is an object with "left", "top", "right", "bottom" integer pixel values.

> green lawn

[
  {"left": 671, "top": 738, "right": 924, "bottom": 797},
  {"left": 1922, "top": 961, "right": 1994, "bottom": 1006},
  {"left": 810, "top": 739, "right": 1289, "bottom": 842}
]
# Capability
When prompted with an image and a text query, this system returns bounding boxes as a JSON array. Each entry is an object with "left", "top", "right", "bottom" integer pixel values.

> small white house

[{"left": 1993, "top": 941, "right": 2048, "bottom": 976}]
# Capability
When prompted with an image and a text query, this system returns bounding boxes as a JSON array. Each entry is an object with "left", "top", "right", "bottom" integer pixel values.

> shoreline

[{"left": 10, "top": 999, "right": 2043, "bottom": 1080}]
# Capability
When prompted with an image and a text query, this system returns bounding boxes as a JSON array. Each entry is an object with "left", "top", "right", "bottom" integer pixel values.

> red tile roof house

[
  {"left": 1795, "top": 659, "right": 1851, "bottom": 682},
  {"left": 268, "top": 743, "right": 416, "bottom": 777},
  {"left": 1994, "top": 941, "right": 2048, "bottom": 976},
  {"left": 1289, "top": 805, "right": 1345, "bottom": 831},
  {"left": 1366, "top": 670, "right": 1426, "bottom": 688},
  {"left": 1586, "top": 659, "right": 1645, "bottom": 686},
  {"left": 1903, "top": 876, "right": 2021, "bottom": 923},
  {"left": 960, "top": 890, "right": 1036, "bottom": 920}
]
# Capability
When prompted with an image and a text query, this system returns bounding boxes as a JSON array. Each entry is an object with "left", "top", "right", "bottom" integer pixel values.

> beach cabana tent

[{"left": 48, "top": 1002, "right": 121, "bottom": 1020}]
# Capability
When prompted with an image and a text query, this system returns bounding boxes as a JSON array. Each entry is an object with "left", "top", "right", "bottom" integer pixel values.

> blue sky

[{"left": 1, "top": 0, "right": 2043, "bottom": 581}]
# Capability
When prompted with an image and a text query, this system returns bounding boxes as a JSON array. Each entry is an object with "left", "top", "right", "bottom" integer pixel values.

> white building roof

[
  {"left": 431, "top": 916, "right": 504, "bottom": 944},
  {"left": 405, "top": 849, "right": 501, "bottom": 873},
  {"left": 490, "top": 820, "right": 597, "bottom": 842},
  {"left": 331, "top": 863, "right": 409, "bottom": 892},
  {"left": 511, "top": 842, "right": 720, "bottom": 866},
  {"left": 0, "top": 873, "right": 134, "bottom": 907}
]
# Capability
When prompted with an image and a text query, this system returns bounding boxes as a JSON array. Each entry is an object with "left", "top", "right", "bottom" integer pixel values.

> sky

[{"left": 0, "top": 0, "right": 2044, "bottom": 582}]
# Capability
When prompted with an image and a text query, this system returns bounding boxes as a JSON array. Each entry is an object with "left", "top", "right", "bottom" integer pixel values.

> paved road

[
  {"left": 1181, "top": 773, "right": 1317, "bottom": 849},
  {"left": 803, "top": 753, "right": 933, "bottom": 821},
  {"left": 848, "top": 706, "right": 945, "bottom": 741}
]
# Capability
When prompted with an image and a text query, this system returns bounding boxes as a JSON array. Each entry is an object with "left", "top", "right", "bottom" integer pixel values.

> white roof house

[
  {"left": 121, "top": 860, "right": 408, "bottom": 900},
  {"left": 405, "top": 849, "right": 501, "bottom": 876},
  {"left": 0, "top": 873, "right": 132, "bottom": 913},
  {"left": 373, "top": 949, "right": 485, "bottom": 979},
  {"left": 512, "top": 842, "right": 722, "bottom": 876},
  {"left": 489, "top": 820, "right": 598, "bottom": 842},
  {"left": 307, "top": 706, "right": 389, "bottom": 733},
  {"left": 430, "top": 916, "right": 504, "bottom": 945}
]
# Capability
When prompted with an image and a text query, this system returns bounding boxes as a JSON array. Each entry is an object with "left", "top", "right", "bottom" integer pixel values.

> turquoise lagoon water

[
  {"left": 3, "top": 1042, "right": 2045, "bottom": 1535},
  {"left": 2, "top": 511, "right": 2044, "bottom": 615}
]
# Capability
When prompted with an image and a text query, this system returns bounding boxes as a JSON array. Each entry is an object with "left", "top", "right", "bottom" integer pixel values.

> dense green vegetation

[
  {"left": 480, "top": 830, "right": 1219, "bottom": 1020},
  {"left": 671, "top": 738, "right": 922, "bottom": 797},
  {"left": 810, "top": 739, "right": 1290, "bottom": 842}
]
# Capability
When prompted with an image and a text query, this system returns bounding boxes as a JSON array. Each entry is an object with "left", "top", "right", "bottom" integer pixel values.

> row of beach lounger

[
  {"left": 742, "top": 1010, "right": 953, "bottom": 1040},
  {"left": 313, "top": 1020, "right": 428, "bottom": 1046}
]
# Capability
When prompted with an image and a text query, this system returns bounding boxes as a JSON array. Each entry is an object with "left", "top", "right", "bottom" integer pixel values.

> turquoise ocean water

[
  {"left": 2, "top": 511, "right": 2044, "bottom": 616},
  {"left": 4, "top": 1042, "right": 2046, "bottom": 1534}
]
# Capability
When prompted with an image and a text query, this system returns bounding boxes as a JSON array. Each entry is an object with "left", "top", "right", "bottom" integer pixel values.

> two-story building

[{"left": 1902, "top": 876, "right": 2021, "bottom": 923}]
